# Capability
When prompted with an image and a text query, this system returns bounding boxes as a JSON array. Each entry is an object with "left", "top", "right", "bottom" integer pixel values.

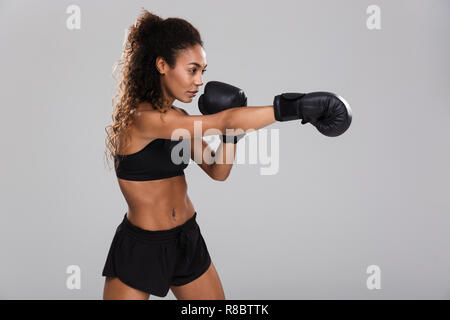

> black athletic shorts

[{"left": 102, "top": 212, "right": 212, "bottom": 297}]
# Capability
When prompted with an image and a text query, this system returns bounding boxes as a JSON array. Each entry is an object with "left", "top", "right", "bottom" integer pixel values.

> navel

[{"left": 171, "top": 208, "right": 176, "bottom": 219}]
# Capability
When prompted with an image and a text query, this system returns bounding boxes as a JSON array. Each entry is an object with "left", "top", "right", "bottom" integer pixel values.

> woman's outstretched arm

[{"left": 224, "top": 105, "right": 277, "bottom": 132}]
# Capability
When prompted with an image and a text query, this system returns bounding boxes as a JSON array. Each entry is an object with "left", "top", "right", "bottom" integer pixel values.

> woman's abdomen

[{"left": 118, "top": 175, "right": 196, "bottom": 231}]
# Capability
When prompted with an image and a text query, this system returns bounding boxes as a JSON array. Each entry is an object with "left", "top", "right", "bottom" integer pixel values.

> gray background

[{"left": 0, "top": 0, "right": 449, "bottom": 299}]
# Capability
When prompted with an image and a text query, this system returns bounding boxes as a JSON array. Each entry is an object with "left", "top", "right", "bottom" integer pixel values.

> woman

[
  {"left": 102, "top": 9, "right": 349, "bottom": 300},
  {"left": 102, "top": 9, "right": 274, "bottom": 300}
]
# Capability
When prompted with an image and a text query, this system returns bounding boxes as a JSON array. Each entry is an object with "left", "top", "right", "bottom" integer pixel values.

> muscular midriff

[
  {"left": 116, "top": 106, "right": 195, "bottom": 231},
  {"left": 118, "top": 174, "right": 196, "bottom": 231}
]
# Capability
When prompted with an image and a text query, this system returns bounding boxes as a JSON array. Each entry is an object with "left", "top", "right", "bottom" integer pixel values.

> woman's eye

[{"left": 190, "top": 69, "right": 207, "bottom": 74}]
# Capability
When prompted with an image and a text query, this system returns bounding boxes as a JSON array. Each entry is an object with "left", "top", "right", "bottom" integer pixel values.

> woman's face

[{"left": 156, "top": 44, "right": 207, "bottom": 106}]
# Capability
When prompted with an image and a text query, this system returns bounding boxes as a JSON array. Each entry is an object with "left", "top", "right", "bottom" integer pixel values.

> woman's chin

[{"left": 179, "top": 97, "right": 193, "bottom": 103}]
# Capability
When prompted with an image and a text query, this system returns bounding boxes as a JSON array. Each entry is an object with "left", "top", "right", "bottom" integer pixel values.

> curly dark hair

[{"left": 104, "top": 9, "right": 203, "bottom": 171}]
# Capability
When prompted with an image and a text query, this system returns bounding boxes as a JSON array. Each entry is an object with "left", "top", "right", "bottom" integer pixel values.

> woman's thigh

[
  {"left": 103, "top": 276, "right": 150, "bottom": 300},
  {"left": 170, "top": 261, "right": 225, "bottom": 300}
]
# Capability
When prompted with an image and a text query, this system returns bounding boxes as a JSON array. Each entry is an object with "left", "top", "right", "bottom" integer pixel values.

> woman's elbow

[{"left": 213, "top": 173, "right": 229, "bottom": 181}]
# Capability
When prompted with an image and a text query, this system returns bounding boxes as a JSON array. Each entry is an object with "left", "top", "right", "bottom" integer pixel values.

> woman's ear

[{"left": 155, "top": 56, "right": 167, "bottom": 75}]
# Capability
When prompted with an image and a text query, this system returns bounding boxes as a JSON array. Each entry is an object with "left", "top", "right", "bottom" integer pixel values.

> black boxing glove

[
  {"left": 199, "top": 81, "right": 248, "bottom": 143},
  {"left": 273, "top": 92, "right": 352, "bottom": 137}
]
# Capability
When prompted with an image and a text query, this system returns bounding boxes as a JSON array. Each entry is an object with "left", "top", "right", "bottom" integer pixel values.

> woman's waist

[
  {"left": 126, "top": 198, "right": 195, "bottom": 231},
  {"left": 118, "top": 211, "right": 199, "bottom": 242}
]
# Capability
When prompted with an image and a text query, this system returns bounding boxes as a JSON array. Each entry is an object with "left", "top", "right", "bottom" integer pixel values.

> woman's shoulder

[{"left": 129, "top": 104, "right": 190, "bottom": 141}]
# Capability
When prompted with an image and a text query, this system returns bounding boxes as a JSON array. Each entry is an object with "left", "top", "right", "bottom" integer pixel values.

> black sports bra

[{"left": 114, "top": 138, "right": 190, "bottom": 181}]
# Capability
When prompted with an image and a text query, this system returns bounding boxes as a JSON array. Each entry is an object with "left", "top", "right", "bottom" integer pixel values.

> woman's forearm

[
  {"left": 224, "top": 105, "right": 277, "bottom": 133},
  {"left": 210, "top": 141, "right": 236, "bottom": 180}
]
